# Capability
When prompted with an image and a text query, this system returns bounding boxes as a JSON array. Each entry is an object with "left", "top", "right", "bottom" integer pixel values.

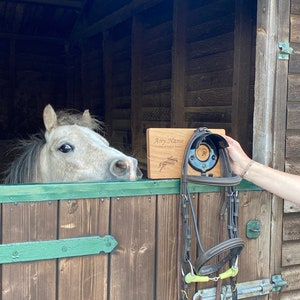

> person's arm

[{"left": 225, "top": 135, "right": 300, "bottom": 205}]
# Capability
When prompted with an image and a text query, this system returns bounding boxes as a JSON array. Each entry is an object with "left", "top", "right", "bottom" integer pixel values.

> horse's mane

[
  {"left": 56, "top": 110, "right": 105, "bottom": 134},
  {"left": 3, "top": 132, "right": 45, "bottom": 184},
  {"left": 3, "top": 109, "right": 105, "bottom": 184}
]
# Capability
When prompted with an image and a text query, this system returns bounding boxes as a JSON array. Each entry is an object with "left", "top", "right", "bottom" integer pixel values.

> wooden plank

[
  {"left": 282, "top": 241, "right": 300, "bottom": 266},
  {"left": 145, "top": 21, "right": 172, "bottom": 42},
  {"left": 170, "top": 0, "right": 186, "bottom": 127},
  {"left": 82, "top": 0, "right": 163, "bottom": 37},
  {"left": 288, "top": 74, "right": 300, "bottom": 101},
  {"left": 80, "top": 38, "right": 91, "bottom": 109},
  {"left": 253, "top": 0, "right": 278, "bottom": 164},
  {"left": 143, "top": 50, "right": 172, "bottom": 68},
  {"left": 281, "top": 265, "right": 300, "bottom": 292},
  {"left": 292, "top": 0, "right": 300, "bottom": 14},
  {"left": 289, "top": 43, "right": 300, "bottom": 73},
  {"left": 143, "top": 78, "right": 171, "bottom": 94},
  {"left": 142, "top": 107, "right": 170, "bottom": 121},
  {"left": 286, "top": 131, "right": 300, "bottom": 158},
  {"left": 6, "top": 0, "right": 82, "bottom": 8},
  {"left": 185, "top": 107, "right": 231, "bottom": 124},
  {"left": 291, "top": 14, "right": 300, "bottom": 43},
  {"left": 284, "top": 199, "right": 300, "bottom": 213},
  {"left": 186, "top": 51, "right": 233, "bottom": 75},
  {"left": 186, "top": 14, "right": 235, "bottom": 43},
  {"left": 131, "top": 16, "right": 144, "bottom": 160},
  {"left": 269, "top": 0, "right": 290, "bottom": 291},
  {"left": 187, "top": 0, "right": 235, "bottom": 27},
  {"left": 58, "top": 198, "right": 110, "bottom": 300},
  {"left": 155, "top": 194, "right": 178, "bottom": 299},
  {"left": 143, "top": 63, "right": 171, "bottom": 82},
  {"left": 287, "top": 102, "right": 300, "bottom": 129},
  {"left": 143, "top": 92, "right": 170, "bottom": 107},
  {"left": 280, "top": 291, "right": 300, "bottom": 299},
  {"left": 0, "top": 180, "right": 260, "bottom": 203},
  {"left": 103, "top": 31, "right": 113, "bottom": 136},
  {"left": 109, "top": 196, "right": 156, "bottom": 299},
  {"left": 186, "top": 88, "right": 232, "bottom": 107},
  {"left": 237, "top": 191, "right": 272, "bottom": 282},
  {"left": 285, "top": 157, "right": 300, "bottom": 175},
  {"left": 187, "top": 69, "right": 233, "bottom": 91},
  {"left": 231, "top": 0, "right": 254, "bottom": 153},
  {"left": 2, "top": 202, "right": 57, "bottom": 299},
  {"left": 187, "top": 32, "right": 234, "bottom": 59},
  {"left": 195, "top": 193, "right": 223, "bottom": 290},
  {"left": 8, "top": 38, "right": 15, "bottom": 133},
  {"left": 283, "top": 213, "right": 300, "bottom": 241}
]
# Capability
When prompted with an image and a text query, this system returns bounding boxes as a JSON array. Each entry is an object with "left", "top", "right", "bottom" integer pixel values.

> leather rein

[{"left": 180, "top": 128, "right": 245, "bottom": 300}]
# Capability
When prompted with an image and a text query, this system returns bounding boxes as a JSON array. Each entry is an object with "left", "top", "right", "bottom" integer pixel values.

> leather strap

[
  {"left": 194, "top": 238, "right": 245, "bottom": 275},
  {"left": 180, "top": 128, "right": 244, "bottom": 299}
]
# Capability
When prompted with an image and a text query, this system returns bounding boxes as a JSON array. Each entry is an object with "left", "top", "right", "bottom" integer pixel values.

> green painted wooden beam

[
  {"left": 0, "top": 179, "right": 260, "bottom": 203},
  {"left": 0, "top": 236, "right": 118, "bottom": 264}
]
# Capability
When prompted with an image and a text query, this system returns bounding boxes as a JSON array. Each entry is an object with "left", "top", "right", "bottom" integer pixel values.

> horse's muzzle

[{"left": 110, "top": 158, "right": 142, "bottom": 180}]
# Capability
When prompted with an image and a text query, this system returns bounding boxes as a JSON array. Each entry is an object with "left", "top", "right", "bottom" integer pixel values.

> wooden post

[
  {"left": 81, "top": 37, "right": 89, "bottom": 109},
  {"left": 231, "top": 0, "right": 253, "bottom": 154},
  {"left": 255, "top": 2, "right": 289, "bottom": 298},
  {"left": 8, "top": 38, "right": 16, "bottom": 131},
  {"left": 103, "top": 31, "right": 113, "bottom": 136},
  {"left": 253, "top": 0, "right": 278, "bottom": 165},
  {"left": 171, "top": 0, "right": 187, "bottom": 128},
  {"left": 269, "top": 1, "right": 290, "bottom": 298},
  {"left": 131, "top": 16, "right": 144, "bottom": 159}
]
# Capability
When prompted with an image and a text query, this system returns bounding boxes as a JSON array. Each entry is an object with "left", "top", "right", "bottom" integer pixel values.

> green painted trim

[
  {"left": 0, "top": 236, "right": 118, "bottom": 264},
  {"left": 0, "top": 179, "right": 261, "bottom": 203}
]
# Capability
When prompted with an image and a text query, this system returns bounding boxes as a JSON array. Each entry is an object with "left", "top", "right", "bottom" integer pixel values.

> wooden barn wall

[
  {"left": 0, "top": 39, "right": 67, "bottom": 139},
  {"left": 0, "top": 188, "right": 271, "bottom": 300},
  {"left": 0, "top": 38, "right": 68, "bottom": 177},
  {"left": 103, "top": 20, "right": 133, "bottom": 153},
  {"left": 66, "top": 34, "right": 105, "bottom": 115},
  {"left": 76, "top": 0, "right": 256, "bottom": 167},
  {"left": 281, "top": 0, "right": 300, "bottom": 298},
  {"left": 185, "top": 0, "right": 235, "bottom": 130}
]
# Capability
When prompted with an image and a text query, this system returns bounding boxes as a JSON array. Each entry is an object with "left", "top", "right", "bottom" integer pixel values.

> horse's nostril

[{"left": 112, "top": 160, "right": 128, "bottom": 174}]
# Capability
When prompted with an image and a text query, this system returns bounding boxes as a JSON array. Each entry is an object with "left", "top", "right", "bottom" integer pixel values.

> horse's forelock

[{"left": 56, "top": 110, "right": 105, "bottom": 134}]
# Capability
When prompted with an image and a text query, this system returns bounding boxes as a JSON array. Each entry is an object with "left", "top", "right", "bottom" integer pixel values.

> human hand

[{"left": 224, "top": 135, "right": 252, "bottom": 176}]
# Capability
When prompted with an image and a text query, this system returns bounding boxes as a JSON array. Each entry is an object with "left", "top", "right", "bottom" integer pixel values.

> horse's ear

[
  {"left": 82, "top": 109, "right": 92, "bottom": 123},
  {"left": 43, "top": 104, "right": 58, "bottom": 132}
]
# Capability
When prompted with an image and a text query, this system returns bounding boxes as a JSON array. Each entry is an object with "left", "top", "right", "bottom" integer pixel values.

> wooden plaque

[{"left": 146, "top": 128, "right": 225, "bottom": 179}]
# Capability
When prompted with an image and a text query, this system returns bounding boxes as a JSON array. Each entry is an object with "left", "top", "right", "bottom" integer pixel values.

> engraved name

[{"left": 153, "top": 137, "right": 184, "bottom": 146}]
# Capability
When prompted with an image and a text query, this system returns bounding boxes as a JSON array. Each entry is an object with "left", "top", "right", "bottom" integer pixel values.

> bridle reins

[{"left": 180, "top": 128, "right": 245, "bottom": 300}]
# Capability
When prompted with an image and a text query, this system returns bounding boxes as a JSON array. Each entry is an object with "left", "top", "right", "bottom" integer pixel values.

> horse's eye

[{"left": 58, "top": 143, "right": 74, "bottom": 153}]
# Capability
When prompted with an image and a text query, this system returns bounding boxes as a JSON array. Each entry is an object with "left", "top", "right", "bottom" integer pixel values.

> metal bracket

[
  {"left": 193, "top": 275, "right": 287, "bottom": 299},
  {"left": 278, "top": 42, "right": 293, "bottom": 60},
  {"left": 0, "top": 235, "right": 118, "bottom": 264},
  {"left": 246, "top": 220, "right": 261, "bottom": 239},
  {"left": 272, "top": 274, "right": 287, "bottom": 292}
]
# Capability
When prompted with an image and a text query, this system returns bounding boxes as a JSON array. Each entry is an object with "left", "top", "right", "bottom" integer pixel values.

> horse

[{"left": 3, "top": 104, "right": 142, "bottom": 183}]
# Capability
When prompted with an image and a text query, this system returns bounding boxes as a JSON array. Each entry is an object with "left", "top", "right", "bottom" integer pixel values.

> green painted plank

[
  {"left": 0, "top": 179, "right": 260, "bottom": 203},
  {"left": 0, "top": 236, "right": 118, "bottom": 264}
]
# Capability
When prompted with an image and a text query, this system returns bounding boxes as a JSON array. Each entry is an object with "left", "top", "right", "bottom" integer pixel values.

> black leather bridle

[{"left": 180, "top": 128, "right": 245, "bottom": 300}]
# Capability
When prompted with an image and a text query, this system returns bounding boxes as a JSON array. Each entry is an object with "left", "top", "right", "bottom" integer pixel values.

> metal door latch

[
  {"left": 193, "top": 275, "right": 287, "bottom": 299},
  {"left": 278, "top": 42, "right": 293, "bottom": 60}
]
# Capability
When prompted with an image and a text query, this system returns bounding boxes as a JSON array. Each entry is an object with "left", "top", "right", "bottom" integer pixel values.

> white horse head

[{"left": 4, "top": 104, "right": 142, "bottom": 183}]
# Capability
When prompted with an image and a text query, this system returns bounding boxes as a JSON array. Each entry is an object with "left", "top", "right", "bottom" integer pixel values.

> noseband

[{"left": 180, "top": 128, "right": 244, "bottom": 299}]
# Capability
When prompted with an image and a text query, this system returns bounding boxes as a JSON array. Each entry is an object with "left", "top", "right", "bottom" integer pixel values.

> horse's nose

[
  {"left": 110, "top": 158, "right": 142, "bottom": 180},
  {"left": 111, "top": 159, "right": 129, "bottom": 176}
]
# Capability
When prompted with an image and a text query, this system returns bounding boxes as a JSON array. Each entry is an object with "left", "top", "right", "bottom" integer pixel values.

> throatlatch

[{"left": 180, "top": 128, "right": 245, "bottom": 300}]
